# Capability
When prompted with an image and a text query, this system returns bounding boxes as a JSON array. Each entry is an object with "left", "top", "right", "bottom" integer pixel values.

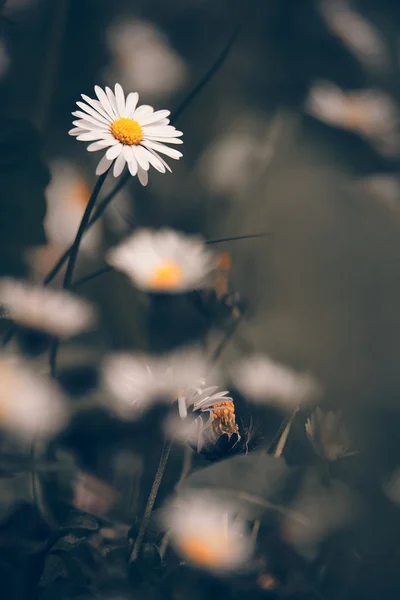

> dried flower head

[
  {"left": 106, "top": 228, "right": 215, "bottom": 293},
  {"left": 69, "top": 83, "right": 183, "bottom": 184}
]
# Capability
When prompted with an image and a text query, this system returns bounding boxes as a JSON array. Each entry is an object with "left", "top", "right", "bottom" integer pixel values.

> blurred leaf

[{"left": 0, "top": 115, "right": 49, "bottom": 276}]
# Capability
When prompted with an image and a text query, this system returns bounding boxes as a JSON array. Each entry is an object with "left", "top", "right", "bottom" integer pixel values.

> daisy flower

[
  {"left": 305, "top": 81, "right": 400, "bottom": 156},
  {"left": 0, "top": 278, "right": 96, "bottom": 338},
  {"left": 161, "top": 491, "right": 253, "bottom": 573},
  {"left": 106, "top": 228, "right": 216, "bottom": 293},
  {"left": 0, "top": 355, "right": 68, "bottom": 440},
  {"left": 231, "top": 354, "right": 320, "bottom": 409},
  {"left": 305, "top": 408, "right": 357, "bottom": 461},
  {"left": 69, "top": 83, "right": 183, "bottom": 185}
]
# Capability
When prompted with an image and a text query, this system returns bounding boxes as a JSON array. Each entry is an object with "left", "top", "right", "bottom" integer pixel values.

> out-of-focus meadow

[{"left": 1, "top": 0, "right": 400, "bottom": 598}]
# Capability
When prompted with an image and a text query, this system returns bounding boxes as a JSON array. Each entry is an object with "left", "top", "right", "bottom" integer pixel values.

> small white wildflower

[
  {"left": 231, "top": 354, "right": 320, "bottom": 408},
  {"left": 305, "top": 407, "right": 356, "bottom": 461},
  {"left": 0, "top": 278, "right": 96, "bottom": 338},
  {"left": 161, "top": 491, "right": 253, "bottom": 573},
  {"left": 69, "top": 83, "right": 183, "bottom": 184},
  {"left": 106, "top": 228, "right": 216, "bottom": 293},
  {"left": 0, "top": 355, "right": 68, "bottom": 439},
  {"left": 305, "top": 81, "right": 400, "bottom": 156}
]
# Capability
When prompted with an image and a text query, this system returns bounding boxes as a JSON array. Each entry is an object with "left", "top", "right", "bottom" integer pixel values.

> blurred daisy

[
  {"left": 102, "top": 353, "right": 165, "bottom": 419},
  {"left": 319, "top": 0, "right": 388, "bottom": 70},
  {"left": 69, "top": 83, "right": 183, "bottom": 184},
  {"left": 231, "top": 354, "right": 320, "bottom": 409},
  {"left": 305, "top": 81, "right": 400, "bottom": 156},
  {"left": 358, "top": 174, "right": 400, "bottom": 211},
  {"left": 0, "top": 278, "right": 96, "bottom": 338},
  {"left": 106, "top": 19, "right": 187, "bottom": 99},
  {"left": 0, "top": 355, "right": 68, "bottom": 439},
  {"left": 305, "top": 408, "right": 357, "bottom": 461},
  {"left": 106, "top": 228, "right": 215, "bottom": 293},
  {"left": 161, "top": 491, "right": 253, "bottom": 573}
]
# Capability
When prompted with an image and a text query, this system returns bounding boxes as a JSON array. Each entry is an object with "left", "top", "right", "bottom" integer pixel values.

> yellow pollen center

[
  {"left": 149, "top": 261, "right": 183, "bottom": 290},
  {"left": 110, "top": 117, "right": 143, "bottom": 145},
  {"left": 179, "top": 537, "right": 225, "bottom": 566}
]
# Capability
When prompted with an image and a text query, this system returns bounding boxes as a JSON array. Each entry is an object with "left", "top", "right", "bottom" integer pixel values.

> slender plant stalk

[
  {"left": 49, "top": 172, "right": 108, "bottom": 376},
  {"left": 72, "top": 265, "right": 112, "bottom": 290},
  {"left": 130, "top": 439, "right": 173, "bottom": 562},
  {"left": 273, "top": 405, "right": 300, "bottom": 458},
  {"left": 206, "top": 232, "right": 268, "bottom": 245}
]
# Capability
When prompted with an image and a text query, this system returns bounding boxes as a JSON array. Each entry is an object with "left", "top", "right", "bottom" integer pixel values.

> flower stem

[
  {"left": 72, "top": 265, "right": 112, "bottom": 290},
  {"left": 273, "top": 405, "right": 300, "bottom": 458},
  {"left": 130, "top": 439, "right": 173, "bottom": 562}
]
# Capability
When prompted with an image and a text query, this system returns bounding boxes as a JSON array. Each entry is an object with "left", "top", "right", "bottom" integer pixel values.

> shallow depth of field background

[{"left": 1, "top": 0, "right": 400, "bottom": 598}]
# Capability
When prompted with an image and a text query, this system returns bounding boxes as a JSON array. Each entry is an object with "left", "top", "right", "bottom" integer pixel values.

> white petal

[
  {"left": 134, "top": 105, "right": 154, "bottom": 121},
  {"left": 69, "top": 127, "right": 85, "bottom": 136},
  {"left": 72, "top": 120, "right": 109, "bottom": 133},
  {"left": 94, "top": 86, "right": 118, "bottom": 120},
  {"left": 145, "top": 136, "right": 183, "bottom": 144},
  {"left": 143, "top": 125, "right": 183, "bottom": 137},
  {"left": 82, "top": 93, "right": 114, "bottom": 123},
  {"left": 114, "top": 83, "right": 126, "bottom": 116},
  {"left": 77, "top": 132, "right": 108, "bottom": 142},
  {"left": 128, "top": 155, "right": 138, "bottom": 176},
  {"left": 142, "top": 140, "right": 183, "bottom": 160},
  {"left": 87, "top": 141, "right": 110, "bottom": 152},
  {"left": 133, "top": 145, "right": 150, "bottom": 170},
  {"left": 139, "top": 110, "right": 171, "bottom": 126},
  {"left": 124, "top": 92, "right": 139, "bottom": 118},
  {"left": 140, "top": 147, "right": 166, "bottom": 173},
  {"left": 105, "top": 87, "right": 119, "bottom": 117},
  {"left": 76, "top": 101, "right": 111, "bottom": 126},
  {"left": 73, "top": 110, "right": 110, "bottom": 128},
  {"left": 113, "top": 152, "right": 126, "bottom": 177},
  {"left": 137, "top": 167, "right": 148, "bottom": 187},
  {"left": 96, "top": 154, "right": 113, "bottom": 175},
  {"left": 106, "top": 143, "right": 123, "bottom": 160},
  {"left": 146, "top": 148, "right": 172, "bottom": 173}
]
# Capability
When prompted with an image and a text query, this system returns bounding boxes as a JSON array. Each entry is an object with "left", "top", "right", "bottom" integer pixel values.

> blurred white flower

[
  {"left": 106, "top": 19, "right": 187, "bottom": 99},
  {"left": 319, "top": 0, "right": 388, "bottom": 70},
  {"left": 69, "top": 83, "right": 183, "bottom": 184},
  {"left": 305, "top": 81, "right": 400, "bottom": 156},
  {"left": 102, "top": 348, "right": 211, "bottom": 420},
  {"left": 44, "top": 160, "right": 101, "bottom": 254},
  {"left": 73, "top": 471, "right": 117, "bottom": 517},
  {"left": 231, "top": 354, "right": 320, "bottom": 408},
  {"left": 0, "top": 355, "right": 68, "bottom": 439},
  {"left": 305, "top": 408, "right": 356, "bottom": 461},
  {"left": 106, "top": 228, "right": 215, "bottom": 293},
  {"left": 0, "top": 278, "right": 96, "bottom": 337},
  {"left": 161, "top": 491, "right": 253, "bottom": 573}
]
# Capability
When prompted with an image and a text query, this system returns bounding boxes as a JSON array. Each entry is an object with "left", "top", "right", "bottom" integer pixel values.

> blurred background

[{"left": 1, "top": 1, "right": 400, "bottom": 597}]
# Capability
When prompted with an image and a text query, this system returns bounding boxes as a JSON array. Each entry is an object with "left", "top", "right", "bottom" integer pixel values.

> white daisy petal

[
  {"left": 114, "top": 83, "right": 126, "bottom": 116},
  {"left": 69, "top": 127, "right": 85, "bottom": 136},
  {"left": 77, "top": 132, "right": 108, "bottom": 142},
  {"left": 87, "top": 141, "right": 108, "bottom": 152},
  {"left": 133, "top": 145, "right": 150, "bottom": 170},
  {"left": 142, "top": 125, "right": 183, "bottom": 137},
  {"left": 106, "top": 143, "right": 123, "bottom": 160},
  {"left": 96, "top": 154, "right": 113, "bottom": 175},
  {"left": 93, "top": 86, "right": 118, "bottom": 120},
  {"left": 145, "top": 136, "right": 184, "bottom": 145},
  {"left": 146, "top": 148, "right": 172, "bottom": 172},
  {"left": 142, "top": 140, "right": 183, "bottom": 159},
  {"left": 139, "top": 110, "right": 171, "bottom": 126},
  {"left": 134, "top": 105, "right": 154, "bottom": 121},
  {"left": 140, "top": 147, "right": 166, "bottom": 173},
  {"left": 73, "top": 109, "right": 110, "bottom": 128},
  {"left": 113, "top": 152, "right": 126, "bottom": 177},
  {"left": 124, "top": 92, "right": 139, "bottom": 118},
  {"left": 76, "top": 101, "right": 111, "bottom": 126},
  {"left": 82, "top": 93, "right": 115, "bottom": 123},
  {"left": 128, "top": 151, "right": 138, "bottom": 177},
  {"left": 137, "top": 167, "right": 148, "bottom": 187},
  {"left": 105, "top": 86, "right": 119, "bottom": 116}
]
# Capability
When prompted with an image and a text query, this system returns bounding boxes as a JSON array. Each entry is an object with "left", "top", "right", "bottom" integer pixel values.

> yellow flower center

[
  {"left": 149, "top": 261, "right": 183, "bottom": 290},
  {"left": 179, "top": 537, "right": 225, "bottom": 566},
  {"left": 110, "top": 117, "right": 143, "bottom": 145}
]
